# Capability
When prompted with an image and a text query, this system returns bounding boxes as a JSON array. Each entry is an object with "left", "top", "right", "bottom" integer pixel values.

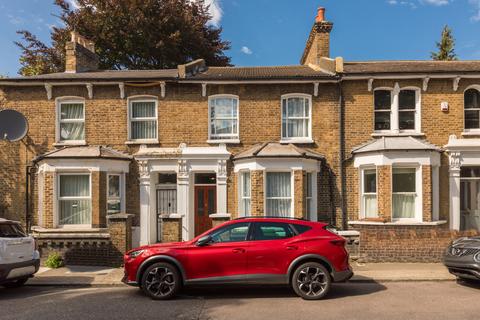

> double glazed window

[
  {"left": 208, "top": 95, "right": 239, "bottom": 141},
  {"left": 239, "top": 171, "right": 251, "bottom": 216},
  {"left": 362, "top": 169, "right": 377, "bottom": 218},
  {"left": 464, "top": 88, "right": 480, "bottom": 130},
  {"left": 129, "top": 99, "right": 157, "bottom": 141},
  {"left": 58, "top": 174, "right": 91, "bottom": 226},
  {"left": 58, "top": 100, "right": 85, "bottom": 142},
  {"left": 374, "top": 87, "right": 419, "bottom": 133},
  {"left": 392, "top": 168, "right": 417, "bottom": 220},
  {"left": 266, "top": 172, "right": 292, "bottom": 217},
  {"left": 281, "top": 95, "right": 312, "bottom": 141},
  {"left": 305, "top": 172, "right": 314, "bottom": 220}
]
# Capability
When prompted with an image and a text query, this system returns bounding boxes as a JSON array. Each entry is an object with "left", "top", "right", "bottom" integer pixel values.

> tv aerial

[{"left": 0, "top": 109, "right": 29, "bottom": 142}]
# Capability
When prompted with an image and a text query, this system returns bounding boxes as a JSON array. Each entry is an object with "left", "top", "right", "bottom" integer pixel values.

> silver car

[{"left": 444, "top": 237, "right": 480, "bottom": 282}]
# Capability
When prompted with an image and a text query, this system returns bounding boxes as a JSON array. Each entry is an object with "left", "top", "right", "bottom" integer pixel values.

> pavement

[
  {"left": 26, "top": 262, "right": 456, "bottom": 287},
  {"left": 2, "top": 282, "right": 480, "bottom": 320}
]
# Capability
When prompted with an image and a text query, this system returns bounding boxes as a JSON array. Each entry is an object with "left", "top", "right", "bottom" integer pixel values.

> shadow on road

[
  {"left": 181, "top": 281, "right": 387, "bottom": 300},
  {"left": 455, "top": 278, "right": 480, "bottom": 290}
]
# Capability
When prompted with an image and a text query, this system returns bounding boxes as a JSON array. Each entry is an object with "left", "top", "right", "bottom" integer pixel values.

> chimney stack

[
  {"left": 301, "top": 7, "right": 334, "bottom": 65},
  {"left": 65, "top": 31, "right": 99, "bottom": 73}
]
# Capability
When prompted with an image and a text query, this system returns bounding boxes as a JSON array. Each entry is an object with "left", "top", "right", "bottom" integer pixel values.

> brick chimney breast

[
  {"left": 301, "top": 7, "right": 334, "bottom": 65},
  {"left": 65, "top": 31, "right": 99, "bottom": 73}
]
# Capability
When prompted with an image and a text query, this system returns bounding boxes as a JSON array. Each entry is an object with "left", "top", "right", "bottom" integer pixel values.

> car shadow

[
  {"left": 179, "top": 280, "right": 387, "bottom": 300},
  {"left": 455, "top": 278, "right": 480, "bottom": 289}
]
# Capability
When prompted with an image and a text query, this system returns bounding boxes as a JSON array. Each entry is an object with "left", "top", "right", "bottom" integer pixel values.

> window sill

[
  {"left": 279, "top": 138, "right": 314, "bottom": 144},
  {"left": 461, "top": 131, "right": 480, "bottom": 136},
  {"left": 371, "top": 132, "right": 425, "bottom": 138},
  {"left": 209, "top": 213, "right": 231, "bottom": 219},
  {"left": 348, "top": 220, "right": 447, "bottom": 226},
  {"left": 125, "top": 140, "right": 159, "bottom": 145},
  {"left": 207, "top": 139, "right": 240, "bottom": 144},
  {"left": 53, "top": 141, "right": 87, "bottom": 147}
]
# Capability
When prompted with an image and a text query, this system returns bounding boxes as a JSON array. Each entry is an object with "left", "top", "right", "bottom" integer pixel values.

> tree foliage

[
  {"left": 431, "top": 25, "right": 458, "bottom": 61},
  {"left": 15, "top": 0, "right": 231, "bottom": 75}
]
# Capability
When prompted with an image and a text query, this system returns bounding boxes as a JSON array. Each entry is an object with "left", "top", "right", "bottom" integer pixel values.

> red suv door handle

[
  {"left": 286, "top": 245, "right": 298, "bottom": 251},
  {"left": 232, "top": 248, "right": 245, "bottom": 253}
]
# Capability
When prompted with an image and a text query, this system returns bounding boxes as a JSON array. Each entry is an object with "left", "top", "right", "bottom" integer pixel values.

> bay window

[
  {"left": 58, "top": 174, "right": 91, "bottom": 226},
  {"left": 392, "top": 168, "right": 417, "bottom": 220},
  {"left": 361, "top": 168, "right": 377, "bottom": 218},
  {"left": 281, "top": 94, "right": 312, "bottom": 142},
  {"left": 107, "top": 174, "right": 122, "bottom": 214},
  {"left": 208, "top": 95, "right": 239, "bottom": 142},
  {"left": 305, "top": 172, "right": 314, "bottom": 220},
  {"left": 239, "top": 171, "right": 251, "bottom": 217},
  {"left": 266, "top": 172, "right": 292, "bottom": 217},
  {"left": 128, "top": 99, "right": 157, "bottom": 141},
  {"left": 57, "top": 100, "right": 85, "bottom": 143},
  {"left": 464, "top": 88, "right": 480, "bottom": 130}
]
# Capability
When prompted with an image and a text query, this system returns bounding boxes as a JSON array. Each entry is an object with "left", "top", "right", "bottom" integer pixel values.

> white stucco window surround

[
  {"left": 352, "top": 136, "right": 441, "bottom": 224},
  {"left": 34, "top": 146, "right": 131, "bottom": 230},
  {"left": 134, "top": 144, "right": 231, "bottom": 244},
  {"left": 233, "top": 142, "right": 322, "bottom": 221},
  {"left": 445, "top": 135, "right": 480, "bottom": 231}
]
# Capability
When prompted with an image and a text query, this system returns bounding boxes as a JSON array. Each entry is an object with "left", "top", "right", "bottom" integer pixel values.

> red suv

[{"left": 123, "top": 217, "right": 352, "bottom": 300}]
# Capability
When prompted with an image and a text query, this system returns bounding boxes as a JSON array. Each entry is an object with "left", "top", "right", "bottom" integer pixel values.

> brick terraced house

[{"left": 1, "top": 7, "right": 480, "bottom": 265}]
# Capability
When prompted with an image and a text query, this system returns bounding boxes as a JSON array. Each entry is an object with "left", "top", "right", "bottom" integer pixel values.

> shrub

[{"left": 45, "top": 252, "right": 64, "bottom": 269}]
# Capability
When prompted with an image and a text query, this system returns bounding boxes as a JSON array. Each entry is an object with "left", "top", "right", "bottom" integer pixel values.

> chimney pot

[{"left": 316, "top": 7, "right": 325, "bottom": 23}]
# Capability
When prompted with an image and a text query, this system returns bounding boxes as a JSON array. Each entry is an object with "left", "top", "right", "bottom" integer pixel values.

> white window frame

[
  {"left": 373, "top": 84, "right": 421, "bottom": 135},
  {"left": 56, "top": 172, "right": 92, "bottom": 228},
  {"left": 281, "top": 94, "right": 313, "bottom": 143},
  {"left": 360, "top": 167, "right": 378, "bottom": 219},
  {"left": 264, "top": 170, "right": 294, "bottom": 218},
  {"left": 127, "top": 96, "right": 158, "bottom": 143},
  {"left": 107, "top": 173, "right": 125, "bottom": 214},
  {"left": 391, "top": 165, "right": 422, "bottom": 223},
  {"left": 55, "top": 97, "right": 86, "bottom": 145},
  {"left": 463, "top": 85, "right": 480, "bottom": 133},
  {"left": 207, "top": 94, "right": 240, "bottom": 143},
  {"left": 238, "top": 171, "right": 251, "bottom": 217}
]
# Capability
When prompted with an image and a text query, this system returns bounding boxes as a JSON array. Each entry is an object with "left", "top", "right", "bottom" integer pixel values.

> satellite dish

[{"left": 0, "top": 109, "right": 29, "bottom": 142}]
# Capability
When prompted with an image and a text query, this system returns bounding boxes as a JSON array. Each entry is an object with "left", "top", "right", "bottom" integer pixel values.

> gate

[{"left": 156, "top": 187, "right": 177, "bottom": 242}]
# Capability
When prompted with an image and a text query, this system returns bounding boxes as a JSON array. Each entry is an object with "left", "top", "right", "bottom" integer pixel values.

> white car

[{"left": 0, "top": 218, "right": 40, "bottom": 288}]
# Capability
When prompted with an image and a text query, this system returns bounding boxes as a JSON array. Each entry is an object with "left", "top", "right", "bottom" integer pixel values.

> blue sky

[{"left": 1, "top": 0, "right": 480, "bottom": 76}]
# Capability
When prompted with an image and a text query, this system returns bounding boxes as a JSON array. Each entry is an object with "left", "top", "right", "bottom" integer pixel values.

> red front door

[{"left": 194, "top": 186, "right": 216, "bottom": 236}]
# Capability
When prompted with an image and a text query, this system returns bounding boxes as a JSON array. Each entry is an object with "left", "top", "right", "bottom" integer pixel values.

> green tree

[
  {"left": 431, "top": 25, "right": 458, "bottom": 61},
  {"left": 15, "top": 0, "right": 231, "bottom": 76}
]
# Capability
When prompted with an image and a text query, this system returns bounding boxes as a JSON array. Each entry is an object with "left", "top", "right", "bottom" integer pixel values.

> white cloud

[
  {"left": 422, "top": 0, "right": 449, "bottom": 5},
  {"left": 190, "top": 0, "right": 223, "bottom": 26},
  {"left": 470, "top": 0, "right": 480, "bottom": 21},
  {"left": 7, "top": 14, "right": 24, "bottom": 25},
  {"left": 66, "top": 0, "right": 80, "bottom": 10},
  {"left": 240, "top": 46, "right": 253, "bottom": 55}
]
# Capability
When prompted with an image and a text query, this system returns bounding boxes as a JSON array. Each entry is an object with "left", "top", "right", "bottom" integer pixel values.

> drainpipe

[
  {"left": 25, "top": 165, "right": 31, "bottom": 232},
  {"left": 338, "top": 82, "right": 348, "bottom": 230}
]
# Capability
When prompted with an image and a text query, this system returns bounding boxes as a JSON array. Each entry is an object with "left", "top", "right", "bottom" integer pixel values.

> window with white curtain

[
  {"left": 107, "top": 174, "right": 122, "bottom": 214},
  {"left": 281, "top": 94, "right": 312, "bottom": 141},
  {"left": 58, "top": 101, "right": 85, "bottom": 142},
  {"left": 305, "top": 172, "right": 314, "bottom": 220},
  {"left": 128, "top": 99, "right": 157, "bottom": 141},
  {"left": 58, "top": 174, "right": 91, "bottom": 226},
  {"left": 392, "top": 168, "right": 416, "bottom": 220},
  {"left": 239, "top": 171, "right": 251, "bottom": 216},
  {"left": 362, "top": 169, "right": 377, "bottom": 218},
  {"left": 208, "top": 95, "right": 239, "bottom": 141},
  {"left": 266, "top": 172, "right": 292, "bottom": 217}
]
